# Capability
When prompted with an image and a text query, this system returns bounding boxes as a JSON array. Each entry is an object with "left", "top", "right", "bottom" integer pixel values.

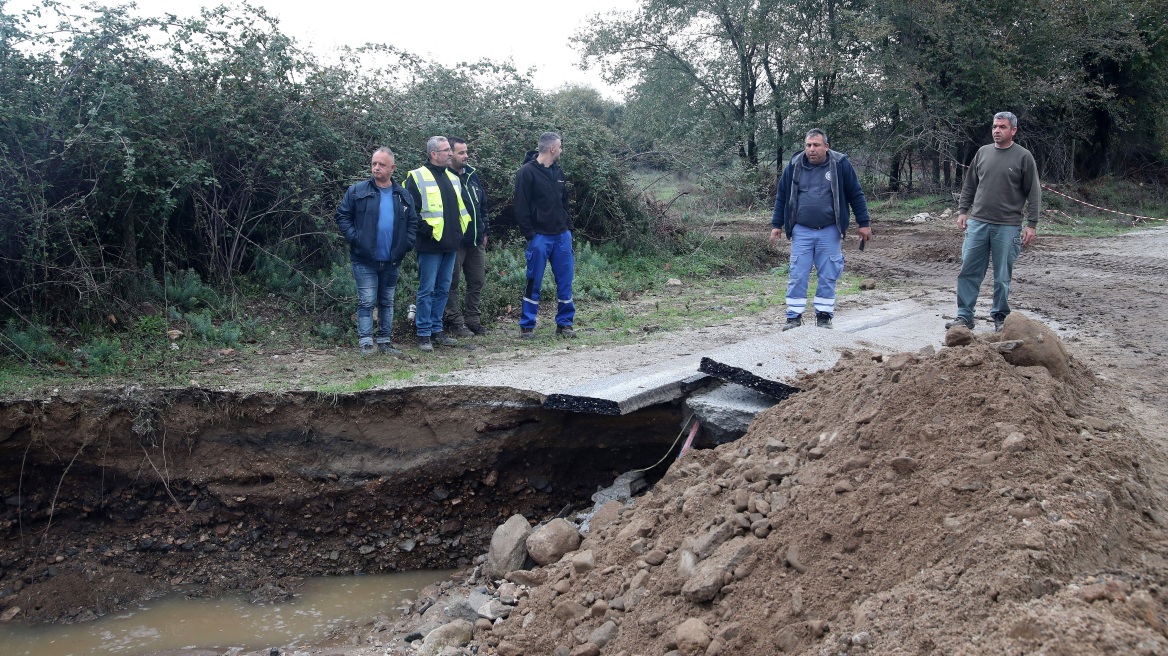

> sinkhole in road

[{"left": 0, "top": 385, "right": 689, "bottom": 638}]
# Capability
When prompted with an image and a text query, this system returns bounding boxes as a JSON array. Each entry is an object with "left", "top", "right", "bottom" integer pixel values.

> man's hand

[
  {"left": 481, "top": 235, "right": 489, "bottom": 248},
  {"left": 770, "top": 228, "right": 785, "bottom": 244},
  {"left": 857, "top": 226, "right": 872, "bottom": 243},
  {"left": 957, "top": 213, "right": 968, "bottom": 230},
  {"left": 1022, "top": 226, "right": 1037, "bottom": 247}
]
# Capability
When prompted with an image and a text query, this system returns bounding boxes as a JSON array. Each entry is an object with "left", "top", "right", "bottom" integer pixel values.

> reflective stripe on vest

[{"left": 408, "top": 167, "right": 470, "bottom": 242}]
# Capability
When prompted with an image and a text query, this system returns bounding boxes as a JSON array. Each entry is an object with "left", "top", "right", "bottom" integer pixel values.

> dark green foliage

[
  {"left": 578, "top": 0, "right": 1168, "bottom": 185},
  {"left": 0, "top": 2, "right": 646, "bottom": 336}
]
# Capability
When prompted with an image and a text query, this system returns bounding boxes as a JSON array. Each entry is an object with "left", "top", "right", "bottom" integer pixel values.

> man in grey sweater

[{"left": 948, "top": 111, "right": 1040, "bottom": 333}]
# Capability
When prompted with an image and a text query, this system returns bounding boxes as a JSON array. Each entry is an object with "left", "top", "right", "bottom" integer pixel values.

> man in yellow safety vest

[{"left": 404, "top": 136, "right": 470, "bottom": 352}]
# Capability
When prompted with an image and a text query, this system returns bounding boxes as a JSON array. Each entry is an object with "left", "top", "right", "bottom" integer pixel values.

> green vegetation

[
  {"left": 3, "top": 1, "right": 1166, "bottom": 396},
  {"left": 579, "top": 0, "right": 1168, "bottom": 187}
]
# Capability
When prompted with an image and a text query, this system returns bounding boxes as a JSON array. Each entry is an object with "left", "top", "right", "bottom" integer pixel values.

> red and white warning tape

[
  {"left": 947, "top": 158, "right": 1164, "bottom": 224},
  {"left": 1039, "top": 184, "right": 1164, "bottom": 224}
]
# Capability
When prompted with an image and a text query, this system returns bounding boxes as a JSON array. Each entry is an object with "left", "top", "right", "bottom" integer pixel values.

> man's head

[
  {"left": 991, "top": 112, "right": 1018, "bottom": 148},
  {"left": 427, "top": 136, "right": 452, "bottom": 167},
  {"left": 448, "top": 137, "right": 469, "bottom": 172},
  {"left": 371, "top": 147, "right": 395, "bottom": 187},
  {"left": 537, "top": 131, "right": 562, "bottom": 164},
  {"left": 804, "top": 129, "right": 829, "bottom": 165}
]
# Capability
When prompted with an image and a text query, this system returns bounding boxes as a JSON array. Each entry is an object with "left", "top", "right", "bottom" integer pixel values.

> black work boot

[
  {"left": 945, "top": 317, "right": 974, "bottom": 330},
  {"left": 781, "top": 316, "right": 802, "bottom": 332},
  {"left": 815, "top": 312, "right": 833, "bottom": 329}
]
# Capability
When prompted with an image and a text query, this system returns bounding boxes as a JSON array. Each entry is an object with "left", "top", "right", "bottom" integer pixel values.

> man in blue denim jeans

[
  {"left": 405, "top": 136, "right": 470, "bottom": 351},
  {"left": 335, "top": 147, "right": 419, "bottom": 355},
  {"left": 771, "top": 128, "right": 872, "bottom": 331},
  {"left": 948, "top": 111, "right": 1040, "bottom": 333}
]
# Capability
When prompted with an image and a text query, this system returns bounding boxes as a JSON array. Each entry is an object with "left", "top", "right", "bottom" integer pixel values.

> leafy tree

[{"left": 0, "top": 1, "right": 646, "bottom": 331}]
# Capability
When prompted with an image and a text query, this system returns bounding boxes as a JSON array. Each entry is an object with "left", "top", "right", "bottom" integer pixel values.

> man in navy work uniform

[
  {"left": 514, "top": 131, "right": 576, "bottom": 339},
  {"left": 770, "top": 128, "right": 872, "bottom": 330},
  {"left": 335, "top": 147, "right": 418, "bottom": 355},
  {"left": 443, "top": 136, "right": 491, "bottom": 337},
  {"left": 947, "top": 111, "right": 1040, "bottom": 333},
  {"left": 405, "top": 136, "right": 471, "bottom": 352}
]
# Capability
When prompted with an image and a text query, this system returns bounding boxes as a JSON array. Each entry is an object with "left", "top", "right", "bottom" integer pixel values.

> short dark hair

[
  {"left": 447, "top": 136, "right": 467, "bottom": 148},
  {"left": 538, "top": 132, "right": 561, "bottom": 153},
  {"left": 805, "top": 128, "right": 829, "bottom": 144}
]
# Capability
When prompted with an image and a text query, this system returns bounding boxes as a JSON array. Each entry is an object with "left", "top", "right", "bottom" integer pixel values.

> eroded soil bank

[{"left": 0, "top": 386, "right": 684, "bottom": 623}]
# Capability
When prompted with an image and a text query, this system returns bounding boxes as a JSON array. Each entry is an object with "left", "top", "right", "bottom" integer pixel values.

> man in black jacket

[
  {"left": 335, "top": 147, "right": 419, "bottom": 355},
  {"left": 514, "top": 131, "right": 575, "bottom": 338},
  {"left": 443, "top": 137, "right": 491, "bottom": 337}
]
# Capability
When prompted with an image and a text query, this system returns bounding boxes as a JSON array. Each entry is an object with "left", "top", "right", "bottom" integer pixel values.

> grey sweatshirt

[{"left": 958, "top": 143, "right": 1041, "bottom": 228}]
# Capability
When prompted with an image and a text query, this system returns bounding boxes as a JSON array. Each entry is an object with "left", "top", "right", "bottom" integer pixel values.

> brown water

[{"left": 0, "top": 570, "right": 452, "bottom": 655}]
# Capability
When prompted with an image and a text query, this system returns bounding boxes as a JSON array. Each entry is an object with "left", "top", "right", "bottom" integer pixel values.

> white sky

[{"left": 13, "top": 0, "right": 636, "bottom": 97}]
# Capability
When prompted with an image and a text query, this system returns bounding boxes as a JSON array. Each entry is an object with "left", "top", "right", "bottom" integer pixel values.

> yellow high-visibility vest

[{"left": 408, "top": 167, "right": 470, "bottom": 242}]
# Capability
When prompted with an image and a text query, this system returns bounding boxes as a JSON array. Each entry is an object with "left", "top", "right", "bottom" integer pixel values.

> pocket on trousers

[{"left": 824, "top": 253, "right": 845, "bottom": 280}]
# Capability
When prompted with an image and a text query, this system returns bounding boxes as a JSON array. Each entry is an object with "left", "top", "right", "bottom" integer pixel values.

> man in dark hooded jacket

[{"left": 514, "top": 131, "right": 575, "bottom": 338}]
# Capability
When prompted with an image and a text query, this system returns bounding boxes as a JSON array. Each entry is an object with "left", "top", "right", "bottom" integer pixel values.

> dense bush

[{"left": 0, "top": 2, "right": 647, "bottom": 342}]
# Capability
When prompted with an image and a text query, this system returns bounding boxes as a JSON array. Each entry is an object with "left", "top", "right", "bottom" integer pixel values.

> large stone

[
  {"left": 591, "top": 620, "right": 619, "bottom": 647},
  {"left": 996, "top": 313, "right": 1070, "bottom": 380},
  {"left": 444, "top": 589, "right": 492, "bottom": 622},
  {"left": 419, "top": 620, "right": 474, "bottom": 656},
  {"left": 586, "top": 500, "right": 625, "bottom": 534},
  {"left": 674, "top": 618, "right": 712, "bottom": 656},
  {"left": 554, "top": 599, "right": 589, "bottom": 623},
  {"left": 526, "top": 518, "right": 582, "bottom": 565},
  {"left": 485, "top": 515, "right": 532, "bottom": 579},
  {"left": 476, "top": 598, "right": 512, "bottom": 621},
  {"left": 571, "top": 549, "right": 596, "bottom": 573},
  {"left": 684, "top": 520, "right": 734, "bottom": 561},
  {"left": 616, "top": 515, "right": 656, "bottom": 540},
  {"left": 505, "top": 569, "right": 547, "bottom": 586},
  {"left": 682, "top": 537, "right": 755, "bottom": 603},
  {"left": 944, "top": 325, "right": 975, "bottom": 347},
  {"left": 568, "top": 643, "right": 601, "bottom": 656}
]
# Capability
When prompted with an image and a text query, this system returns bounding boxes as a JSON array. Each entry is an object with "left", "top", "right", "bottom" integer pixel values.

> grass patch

[
  {"left": 315, "top": 371, "right": 392, "bottom": 394},
  {"left": 1039, "top": 178, "right": 1167, "bottom": 237},
  {"left": 867, "top": 193, "right": 953, "bottom": 221}
]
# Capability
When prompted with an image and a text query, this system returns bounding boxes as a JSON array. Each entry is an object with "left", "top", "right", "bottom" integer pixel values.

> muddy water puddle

[{"left": 1, "top": 570, "right": 452, "bottom": 655}]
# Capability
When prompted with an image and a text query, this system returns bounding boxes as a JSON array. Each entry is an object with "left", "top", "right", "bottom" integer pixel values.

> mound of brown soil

[{"left": 482, "top": 338, "right": 1168, "bottom": 655}]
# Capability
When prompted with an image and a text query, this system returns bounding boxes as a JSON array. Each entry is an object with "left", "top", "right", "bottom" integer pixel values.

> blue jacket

[
  {"left": 335, "top": 178, "right": 418, "bottom": 265},
  {"left": 772, "top": 150, "right": 870, "bottom": 238},
  {"left": 456, "top": 165, "right": 489, "bottom": 247}
]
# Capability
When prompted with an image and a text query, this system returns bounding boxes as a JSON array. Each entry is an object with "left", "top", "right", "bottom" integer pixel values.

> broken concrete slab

[
  {"left": 546, "top": 299, "right": 947, "bottom": 414},
  {"left": 543, "top": 364, "right": 709, "bottom": 415},
  {"left": 686, "top": 383, "right": 777, "bottom": 445},
  {"left": 699, "top": 299, "right": 947, "bottom": 399}
]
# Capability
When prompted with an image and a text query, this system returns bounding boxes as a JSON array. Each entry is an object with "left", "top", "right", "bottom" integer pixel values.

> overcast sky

[{"left": 12, "top": 0, "right": 636, "bottom": 97}]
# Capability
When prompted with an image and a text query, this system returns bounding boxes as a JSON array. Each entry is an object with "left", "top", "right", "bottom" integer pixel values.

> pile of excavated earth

[{"left": 333, "top": 314, "right": 1168, "bottom": 656}]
